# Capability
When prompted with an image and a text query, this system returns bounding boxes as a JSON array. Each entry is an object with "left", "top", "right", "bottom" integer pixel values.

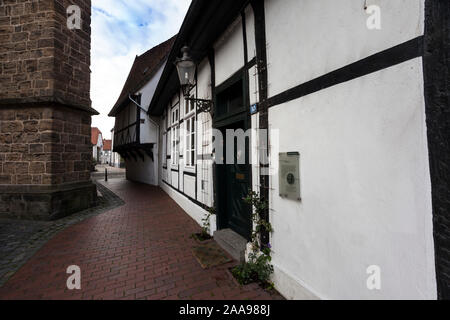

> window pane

[{"left": 186, "top": 134, "right": 189, "bottom": 152}]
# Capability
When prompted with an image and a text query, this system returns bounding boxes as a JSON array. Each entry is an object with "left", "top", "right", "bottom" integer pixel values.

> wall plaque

[{"left": 279, "top": 152, "right": 301, "bottom": 201}]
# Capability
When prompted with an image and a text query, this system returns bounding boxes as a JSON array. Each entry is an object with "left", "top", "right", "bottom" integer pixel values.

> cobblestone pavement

[
  {"left": 0, "top": 179, "right": 283, "bottom": 300},
  {"left": 0, "top": 181, "right": 124, "bottom": 288}
]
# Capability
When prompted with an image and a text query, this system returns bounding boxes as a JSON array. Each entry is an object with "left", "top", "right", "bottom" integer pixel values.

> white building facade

[
  {"left": 110, "top": 129, "right": 123, "bottom": 168},
  {"left": 114, "top": 0, "right": 450, "bottom": 300},
  {"left": 109, "top": 37, "right": 175, "bottom": 186},
  {"left": 91, "top": 128, "right": 103, "bottom": 163}
]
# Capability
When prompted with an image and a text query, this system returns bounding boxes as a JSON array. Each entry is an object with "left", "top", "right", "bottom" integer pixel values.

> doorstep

[{"left": 214, "top": 229, "right": 247, "bottom": 263}]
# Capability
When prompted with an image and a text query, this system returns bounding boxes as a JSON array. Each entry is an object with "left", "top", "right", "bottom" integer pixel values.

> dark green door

[{"left": 223, "top": 121, "right": 252, "bottom": 240}]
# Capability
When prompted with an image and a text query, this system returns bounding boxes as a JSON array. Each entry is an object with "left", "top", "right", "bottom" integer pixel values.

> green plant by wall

[
  {"left": 201, "top": 207, "right": 215, "bottom": 238},
  {"left": 191, "top": 206, "right": 215, "bottom": 242},
  {"left": 232, "top": 190, "right": 274, "bottom": 289}
]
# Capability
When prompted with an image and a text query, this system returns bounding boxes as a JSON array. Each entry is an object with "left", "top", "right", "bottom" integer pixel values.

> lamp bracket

[{"left": 185, "top": 97, "right": 213, "bottom": 115}]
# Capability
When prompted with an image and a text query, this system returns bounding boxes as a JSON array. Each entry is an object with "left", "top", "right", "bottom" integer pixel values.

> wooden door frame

[{"left": 214, "top": 112, "right": 252, "bottom": 239}]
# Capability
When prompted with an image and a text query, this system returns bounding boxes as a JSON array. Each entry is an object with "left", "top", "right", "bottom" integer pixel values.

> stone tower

[{"left": 0, "top": 0, "right": 98, "bottom": 220}]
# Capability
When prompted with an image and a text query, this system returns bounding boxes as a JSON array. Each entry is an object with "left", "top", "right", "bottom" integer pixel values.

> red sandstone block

[{"left": 1, "top": 121, "right": 23, "bottom": 133}]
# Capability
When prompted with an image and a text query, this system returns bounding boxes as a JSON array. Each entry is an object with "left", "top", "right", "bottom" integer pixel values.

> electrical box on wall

[{"left": 279, "top": 152, "right": 301, "bottom": 201}]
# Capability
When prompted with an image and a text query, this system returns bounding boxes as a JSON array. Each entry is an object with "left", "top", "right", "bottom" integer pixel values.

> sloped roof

[
  {"left": 148, "top": 0, "right": 250, "bottom": 116},
  {"left": 103, "top": 139, "right": 112, "bottom": 151},
  {"left": 91, "top": 127, "right": 102, "bottom": 146},
  {"left": 108, "top": 35, "right": 177, "bottom": 117}
]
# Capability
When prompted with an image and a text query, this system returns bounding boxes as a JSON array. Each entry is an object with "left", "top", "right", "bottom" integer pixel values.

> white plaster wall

[
  {"left": 171, "top": 171, "right": 179, "bottom": 189},
  {"left": 119, "top": 62, "right": 165, "bottom": 185},
  {"left": 137, "top": 63, "right": 164, "bottom": 145},
  {"left": 268, "top": 58, "right": 436, "bottom": 300},
  {"left": 126, "top": 154, "right": 157, "bottom": 186},
  {"left": 245, "top": 5, "right": 256, "bottom": 62},
  {"left": 184, "top": 175, "right": 196, "bottom": 200},
  {"left": 249, "top": 65, "right": 259, "bottom": 106},
  {"left": 139, "top": 63, "right": 166, "bottom": 111},
  {"left": 97, "top": 134, "right": 103, "bottom": 148},
  {"left": 214, "top": 15, "right": 245, "bottom": 86},
  {"left": 195, "top": 99, "right": 214, "bottom": 208},
  {"left": 196, "top": 159, "right": 214, "bottom": 208},
  {"left": 139, "top": 109, "right": 158, "bottom": 144},
  {"left": 111, "top": 152, "right": 121, "bottom": 168},
  {"left": 197, "top": 58, "right": 211, "bottom": 100},
  {"left": 265, "top": 0, "right": 425, "bottom": 97},
  {"left": 251, "top": 113, "right": 260, "bottom": 194}
]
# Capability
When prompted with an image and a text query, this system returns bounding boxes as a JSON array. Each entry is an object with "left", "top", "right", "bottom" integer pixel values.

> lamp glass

[{"left": 176, "top": 59, "right": 195, "bottom": 87}]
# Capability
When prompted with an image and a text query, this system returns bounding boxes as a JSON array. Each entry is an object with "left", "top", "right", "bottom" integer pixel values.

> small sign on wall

[
  {"left": 279, "top": 152, "right": 301, "bottom": 201},
  {"left": 250, "top": 104, "right": 258, "bottom": 115}
]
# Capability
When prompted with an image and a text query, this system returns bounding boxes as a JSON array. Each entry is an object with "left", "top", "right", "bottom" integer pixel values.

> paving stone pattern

[
  {"left": 0, "top": 178, "right": 283, "bottom": 300},
  {"left": 0, "top": 180, "right": 124, "bottom": 287}
]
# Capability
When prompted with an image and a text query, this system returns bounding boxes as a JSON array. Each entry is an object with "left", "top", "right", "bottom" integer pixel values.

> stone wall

[
  {"left": 0, "top": 0, "right": 92, "bottom": 111},
  {"left": 0, "top": 0, "right": 97, "bottom": 220},
  {"left": 0, "top": 105, "right": 92, "bottom": 186}
]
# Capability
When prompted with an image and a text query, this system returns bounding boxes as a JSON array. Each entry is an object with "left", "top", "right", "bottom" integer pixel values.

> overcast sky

[{"left": 90, "top": 0, "right": 191, "bottom": 139}]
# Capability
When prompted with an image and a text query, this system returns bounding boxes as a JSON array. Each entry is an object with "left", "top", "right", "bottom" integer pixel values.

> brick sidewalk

[{"left": 0, "top": 179, "right": 282, "bottom": 300}]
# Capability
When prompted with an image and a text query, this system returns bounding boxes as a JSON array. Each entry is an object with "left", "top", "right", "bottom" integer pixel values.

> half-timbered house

[
  {"left": 109, "top": 37, "right": 176, "bottom": 185},
  {"left": 91, "top": 127, "right": 103, "bottom": 164},
  {"left": 111, "top": 0, "right": 449, "bottom": 300}
]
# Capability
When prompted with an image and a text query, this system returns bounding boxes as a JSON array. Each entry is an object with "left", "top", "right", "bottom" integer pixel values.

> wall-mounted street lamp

[{"left": 174, "top": 46, "right": 213, "bottom": 114}]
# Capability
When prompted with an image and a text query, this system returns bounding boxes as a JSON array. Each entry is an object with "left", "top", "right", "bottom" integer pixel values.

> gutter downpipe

[{"left": 128, "top": 93, "right": 161, "bottom": 141}]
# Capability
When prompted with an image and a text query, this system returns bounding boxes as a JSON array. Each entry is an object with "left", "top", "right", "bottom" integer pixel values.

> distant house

[
  {"left": 108, "top": 36, "right": 176, "bottom": 185},
  {"left": 110, "top": 128, "right": 124, "bottom": 168},
  {"left": 101, "top": 139, "right": 112, "bottom": 164},
  {"left": 91, "top": 127, "right": 103, "bottom": 163}
]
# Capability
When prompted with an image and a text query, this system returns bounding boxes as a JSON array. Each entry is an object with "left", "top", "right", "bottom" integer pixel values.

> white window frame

[
  {"left": 185, "top": 116, "right": 196, "bottom": 168},
  {"left": 185, "top": 94, "right": 196, "bottom": 117},
  {"left": 167, "top": 129, "right": 171, "bottom": 159},
  {"left": 172, "top": 125, "right": 180, "bottom": 166},
  {"left": 171, "top": 104, "right": 180, "bottom": 167},
  {"left": 162, "top": 132, "right": 167, "bottom": 166},
  {"left": 171, "top": 105, "right": 179, "bottom": 126}
]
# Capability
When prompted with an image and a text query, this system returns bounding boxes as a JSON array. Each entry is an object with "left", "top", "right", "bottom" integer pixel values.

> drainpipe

[{"left": 128, "top": 94, "right": 160, "bottom": 130}]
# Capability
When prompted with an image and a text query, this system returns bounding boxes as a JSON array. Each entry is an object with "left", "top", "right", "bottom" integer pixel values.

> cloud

[{"left": 91, "top": 0, "right": 191, "bottom": 139}]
